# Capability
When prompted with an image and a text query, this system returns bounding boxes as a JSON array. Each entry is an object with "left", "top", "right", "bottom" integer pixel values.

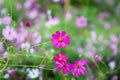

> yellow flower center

[
  {"left": 77, "top": 64, "right": 81, "bottom": 68},
  {"left": 58, "top": 37, "right": 63, "bottom": 42},
  {"left": 59, "top": 57, "right": 62, "bottom": 61}
]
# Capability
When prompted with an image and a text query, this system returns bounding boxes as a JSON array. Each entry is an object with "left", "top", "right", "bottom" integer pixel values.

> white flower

[
  {"left": 108, "top": 61, "right": 116, "bottom": 70},
  {"left": 21, "top": 42, "right": 30, "bottom": 52},
  {"left": 3, "top": 74, "right": 9, "bottom": 79},
  {"left": 27, "top": 69, "right": 40, "bottom": 79}
]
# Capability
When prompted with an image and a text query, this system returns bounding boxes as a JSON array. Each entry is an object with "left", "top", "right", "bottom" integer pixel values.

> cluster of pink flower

[
  {"left": 51, "top": 31, "right": 88, "bottom": 77},
  {"left": 2, "top": 26, "right": 41, "bottom": 52}
]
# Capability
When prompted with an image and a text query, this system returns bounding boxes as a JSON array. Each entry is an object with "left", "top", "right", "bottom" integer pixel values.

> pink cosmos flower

[
  {"left": 26, "top": 9, "right": 38, "bottom": 19},
  {"left": 2, "top": 26, "right": 16, "bottom": 40},
  {"left": 55, "top": 62, "right": 71, "bottom": 75},
  {"left": 24, "top": 0, "right": 34, "bottom": 9},
  {"left": 51, "top": 31, "right": 70, "bottom": 48},
  {"left": 2, "top": 16, "right": 12, "bottom": 25},
  {"left": 52, "top": 0, "right": 60, "bottom": 2},
  {"left": 54, "top": 53, "right": 68, "bottom": 63},
  {"left": 65, "top": 11, "right": 72, "bottom": 20},
  {"left": 76, "top": 16, "right": 87, "bottom": 28},
  {"left": 71, "top": 59, "right": 88, "bottom": 77},
  {"left": 31, "top": 32, "right": 42, "bottom": 45},
  {"left": 16, "top": 3, "right": 22, "bottom": 10},
  {"left": 24, "top": 20, "right": 32, "bottom": 27},
  {"left": 110, "top": 34, "right": 118, "bottom": 44},
  {"left": 104, "top": 22, "right": 111, "bottom": 29}
]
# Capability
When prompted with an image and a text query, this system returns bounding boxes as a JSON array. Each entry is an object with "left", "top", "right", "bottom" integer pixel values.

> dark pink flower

[
  {"left": 71, "top": 59, "right": 88, "bottom": 77},
  {"left": 51, "top": 31, "right": 70, "bottom": 48},
  {"left": 24, "top": 20, "right": 32, "bottom": 27},
  {"left": 54, "top": 53, "right": 68, "bottom": 63},
  {"left": 55, "top": 62, "right": 71, "bottom": 75},
  {"left": 76, "top": 16, "right": 87, "bottom": 28}
]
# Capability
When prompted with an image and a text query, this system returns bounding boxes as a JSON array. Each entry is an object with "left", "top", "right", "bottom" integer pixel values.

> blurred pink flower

[
  {"left": 51, "top": 31, "right": 70, "bottom": 48},
  {"left": 110, "top": 44, "right": 118, "bottom": 56},
  {"left": 104, "top": 22, "right": 111, "bottom": 29},
  {"left": 54, "top": 53, "right": 68, "bottom": 63},
  {"left": 55, "top": 62, "right": 71, "bottom": 75},
  {"left": 0, "top": 42, "right": 4, "bottom": 53},
  {"left": 91, "top": 31, "right": 96, "bottom": 41},
  {"left": 31, "top": 32, "right": 42, "bottom": 45},
  {"left": 65, "top": 12, "right": 72, "bottom": 20},
  {"left": 76, "top": 16, "right": 87, "bottom": 28},
  {"left": 98, "top": 12, "right": 110, "bottom": 22},
  {"left": 24, "top": 0, "right": 34, "bottom": 9},
  {"left": 51, "top": 17, "right": 60, "bottom": 25},
  {"left": 7, "top": 68, "right": 16, "bottom": 75},
  {"left": 71, "top": 59, "right": 88, "bottom": 77},
  {"left": 110, "top": 34, "right": 118, "bottom": 44},
  {"left": 16, "top": 3, "right": 22, "bottom": 10},
  {"left": 26, "top": 9, "right": 38, "bottom": 19},
  {"left": 52, "top": 0, "right": 60, "bottom": 2},
  {"left": 31, "top": 2, "right": 40, "bottom": 9},
  {"left": 24, "top": 20, "right": 32, "bottom": 27},
  {"left": 2, "top": 51, "right": 8, "bottom": 58},
  {"left": 2, "top": 26, "right": 16, "bottom": 40},
  {"left": 45, "top": 17, "right": 60, "bottom": 28},
  {"left": 2, "top": 16, "right": 12, "bottom": 25}
]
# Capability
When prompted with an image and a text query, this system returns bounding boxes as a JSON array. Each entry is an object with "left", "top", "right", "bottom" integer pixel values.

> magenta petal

[
  {"left": 56, "top": 43, "right": 61, "bottom": 48},
  {"left": 65, "top": 36, "right": 70, "bottom": 40},
  {"left": 61, "top": 42, "right": 66, "bottom": 48},
  {"left": 80, "top": 69, "right": 85, "bottom": 75},
  {"left": 63, "top": 39, "right": 70, "bottom": 44},
  {"left": 61, "top": 31, "right": 66, "bottom": 37},
  {"left": 57, "top": 67, "right": 62, "bottom": 71},
  {"left": 56, "top": 31, "right": 60, "bottom": 37},
  {"left": 62, "top": 70, "right": 67, "bottom": 75}
]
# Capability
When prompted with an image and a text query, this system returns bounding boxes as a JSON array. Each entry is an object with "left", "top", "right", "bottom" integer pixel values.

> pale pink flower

[
  {"left": 104, "top": 22, "right": 111, "bottom": 29},
  {"left": 0, "top": 42, "right": 4, "bottom": 53},
  {"left": 52, "top": 0, "right": 60, "bottom": 2},
  {"left": 110, "top": 34, "right": 118, "bottom": 44},
  {"left": 26, "top": 9, "right": 38, "bottom": 19},
  {"left": 2, "top": 26, "right": 16, "bottom": 40},
  {"left": 2, "top": 16, "right": 12, "bottom": 25},
  {"left": 65, "top": 12, "right": 72, "bottom": 20},
  {"left": 76, "top": 16, "right": 87, "bottom": 28},
  {"left": 16, "top": 3, "right": 22, "bottom": 10},
  {"left": 110, "top": 44, "right": 118, "bottom": 56},
  {"left": 24, "top": 0, "right": 34, "bottom": 9},
  {"left": 31, "top": 32, "right": 42, "bottom": 45}
]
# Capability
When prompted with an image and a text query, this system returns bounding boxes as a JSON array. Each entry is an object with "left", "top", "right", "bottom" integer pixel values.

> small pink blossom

[
  {"left": 26, "top": 9, "right": 38, "bottom": 19},
  {"left": 2, "top": 26, "right": 16, "bottom": 40},
  {"left": 54, "top": 53, "right": 68, "bottom": 63},
  {"left": 110, "top": 34, "right": 118, "bottom": 44},
  {"left": 24, "top": 0, "right": 34, "bottom": 9},
  {"left": 31, "top": 32, "right": 42, "bottom": 45},
  {"left": 52, "top": 0, "right": 60, "bottom": 2},
  {"left": 55, "top": 62, "right": 71, "bottom": 75},
  {"left": 51, "top": 31, "right": 70, "bottom": 48},
  {"left": 2, "top": 16, "right": 12, "bottom": 25},
  {"left": 65, "top": 12, "right": 72, "bottom": 20},
  {"left": 16, "top": 3, "right": 22, "bottom": 10},
  {"left": 104, "top": 22, "right": 111, "bottom": 29},
  {"left": 76, "top": 16, "right": 87, "bottom": 28},
  {"left": 71, "top": 59, "right": 88, "bottom": 77},
  {"left": 24, "top": 20, "right": 32, "bottom": 27}
]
